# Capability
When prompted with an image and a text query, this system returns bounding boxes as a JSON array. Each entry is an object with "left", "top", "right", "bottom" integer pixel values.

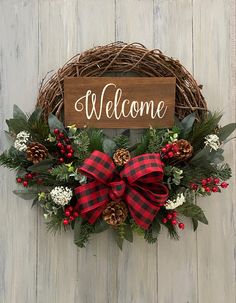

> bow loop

[{"left": 75, "top": 151, "right": 169, "bottom": 229}]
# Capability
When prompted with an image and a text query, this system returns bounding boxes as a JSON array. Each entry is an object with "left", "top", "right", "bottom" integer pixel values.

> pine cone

[
  {"left": 103, "top": 201, "right": 128, "bottom": 226},
  {"left": 26, "top": 142, "right": 48, "bottom": 164},
  {"left": 175, "top": 139, "right": 193, "bottom": 160},
  {"left": 113, "top": 148, "right": 131, "bottom": 166}
]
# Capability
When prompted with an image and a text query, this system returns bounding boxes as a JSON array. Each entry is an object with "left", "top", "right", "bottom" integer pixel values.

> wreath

[{"left": 0, "top": 42, "right": 235, "bottom": 249}]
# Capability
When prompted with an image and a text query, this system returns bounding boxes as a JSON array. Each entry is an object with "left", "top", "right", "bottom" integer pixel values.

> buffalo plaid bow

[{"left": 74, "top": 150, "right": 169, "bottom": 230}]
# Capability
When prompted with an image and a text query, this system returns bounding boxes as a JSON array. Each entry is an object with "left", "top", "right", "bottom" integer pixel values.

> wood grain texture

[
  {"left": 0, "top": 0, "right": 235, "bottom": 302},
  {"left": 64, "top": 77, "right": 176, "bottom": 128},
  {"left": 0, "top": 1, "right": 38, "bottom": 303},
  {"left": 193, "top": 1, "right": 236, "bottom": 302},
  {"left": 154, "top": 2, "right": 199, "bottom": 303},
  {"left": 37, "top": 1, "right": 79, "bottom": 302}
]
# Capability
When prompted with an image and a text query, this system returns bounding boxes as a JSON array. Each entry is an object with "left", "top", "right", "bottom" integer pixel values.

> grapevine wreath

[{"left": 1, "top": 42, "right": 235, "bottom": 249}]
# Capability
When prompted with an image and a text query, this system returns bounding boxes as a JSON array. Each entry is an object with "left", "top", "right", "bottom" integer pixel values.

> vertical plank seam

[
  {"left": 36, "top": 1, "right": 40, "bottom": 302},
  {"left": 114, "top": 0, "right": 117, "bottom": 41},
  {"left": 230, "top": 0, "right": 236, "bottom": 300},
  {"left": 192, "top": 2, "right": 200, "bottom": 302}
]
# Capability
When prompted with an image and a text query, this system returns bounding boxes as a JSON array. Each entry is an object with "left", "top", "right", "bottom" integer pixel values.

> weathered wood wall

[{"left": 0, "top": 1, "right": 235, "bottom": 302}]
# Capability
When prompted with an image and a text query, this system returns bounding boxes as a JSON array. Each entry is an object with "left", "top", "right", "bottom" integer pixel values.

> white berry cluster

[
  {"left": 14, "top": 131, "right": 30, "bottom": 151},
  {"left": 165, "top": 193, "right": 186, "bottom": 210},
  {"left": 204, "top": 134, "right": 220, "bottom": 151},
  {"left": 50, "top": 186, "right": 73, "bottom": 206}
]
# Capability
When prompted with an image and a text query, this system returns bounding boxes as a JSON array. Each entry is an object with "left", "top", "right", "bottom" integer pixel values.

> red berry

[
  {"left": 23, "top": 181, "right": 28, "bottom": 187},
  {"left": 161, "top": 147, "right": 167, "bottom": 153},
  {"left": 68, "top": 206, "right": 73, "bottom": 212},
  {"left": 212, "top": 186, "right": 219, "bottom": 192},
  {"left": 171, "top": 219, "right": 177, "bottom": 225},
  {"left": 65, "top": 139, "right": 70, "bottom": 143},
  {"left": 179, "top": 223, "right": 185, "bottom": 229},
  {"left": 57, "top": 142, "right": 63, "bottom": 148},
  {"left": 59, "top": 157, "right": 64, "bottom": 163},
  {"left": 66, "top": 153, "right": 73, "bottom": 158},
  {"left": 190, "top": 183, "right": 198, "bottom": 190},
  {"left": 27, "top": 173, "right": 33, "bottom": 179},
  {"left": 60, "top": 149, "right": 65, "bottom": 154},
  {"left": 201, "top": 179, "right": 207, "bottom": 186},
  {"left": 63, "top": 219, "right": 69, "bottom": 225},
  {"left": 73, "top": 211, "right": 79, "bottom": 218},
  {"left": 221, "top": 182, "right": 229, "bottom": 189},
  {"left": 16, "top": 177, "right": 22, "bottom": 183},
  {"left": 36, "top": 179, "right": 43, "bottom": 184},
  {"left": 168, "top": 151, "right": 174, "bottom": 158},
  {"left": 59, "top": 132, "right": 64, "bottom": 138},
  {"left": 54, "top": 128, "right": 59, "bottom": 135},
  {"left": 69, "top": 149, "right": 74, "bottom": 154},
  {"left": 162, "top": 218, "right": 168, "bottom": 224},
  {"left": 65, "top": 211, "right": 71, "bottom": 217},
  {"left": 214, "top": 178, "right": 220, "bottom": 184},
  {"left": 207, "top": 177, "right": 213, "bottom": 183},
  {"left": 204, "top": 186, "right": 211, "bottom": 193},
  {"left": 165, "top": 143, "right": 171, "bottom": 150},
  {"left": 69, "top": 216, "right": 75, "bottom": 221},
  {"left": 66, "top": 145, "right": 72, "bottom": 150},
  {"left": 172, "top": 211, "right": 177, "bottom": 218},
  {"left": 167, "top": 213, "right": 172, "bottom": 220}
]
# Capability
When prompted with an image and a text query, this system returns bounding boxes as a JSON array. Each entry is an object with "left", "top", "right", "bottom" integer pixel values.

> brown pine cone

[
  {"left": 26, "top": 142, "right": 49, "bottom": 164},
  {"left": 103, "top": 201, "right": 128, "bottom": 226},
  {"left": 175, "top": 139, "right": 193, "bottom": 160},
  {"left": 113, "top": 148, "right": 131, "bottom": 166}
]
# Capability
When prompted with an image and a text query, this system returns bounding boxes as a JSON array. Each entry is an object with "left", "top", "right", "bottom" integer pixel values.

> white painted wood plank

[
  {"left": 76, "top": 1, "right": 116, "bottom": 303},
  {"left": 115, "top": 2, "right": 158, "bottom": 303},
  {"left": 37, "top": 1, "right": 79, "bottom": 303},
  {"left": 193, "top": 1, "right": 236, "bottom": 302},
  {"left": 154, "top": 1, "right": 198, "bottom": 302},
  {"left": 116, "top": 0, "right": 154, "bottom": 48},
  {"left": 77, "top": 0, "right": 116, "bottom": 51},
  {"left": 0, "top": 1, "right": 38, "bottom": 302}
]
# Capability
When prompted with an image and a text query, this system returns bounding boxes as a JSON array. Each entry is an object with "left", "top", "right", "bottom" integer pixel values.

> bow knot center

[{"left": 108, "top": 179, "right": 126, "bottom": 200}]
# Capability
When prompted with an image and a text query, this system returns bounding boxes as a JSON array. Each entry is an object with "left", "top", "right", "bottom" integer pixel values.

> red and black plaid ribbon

[{"left": 74, "top": 150, "right": 168, "bottom": 230}]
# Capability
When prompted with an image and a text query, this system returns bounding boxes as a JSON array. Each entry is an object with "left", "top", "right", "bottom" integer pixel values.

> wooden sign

[{"left": 64, "top": 77, "right": 176, "bottom": 128}]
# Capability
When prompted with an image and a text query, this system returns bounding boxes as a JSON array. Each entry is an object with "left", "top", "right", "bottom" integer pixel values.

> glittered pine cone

[
  {"left": 102, "top": 201, "right": 128, "bottom": 226},
  {"left": 175, "top": 139, "right": 193, "bottom": 160},
  {"left": 113, "top": 148, "right": 131, "bottom": 166},
  {"left": 26, "top": 142, "right": 49, "bottom": 164}
]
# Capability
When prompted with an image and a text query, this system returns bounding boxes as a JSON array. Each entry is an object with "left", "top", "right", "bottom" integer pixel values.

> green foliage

[
  {"left": 176, "top": 203, "right": 208, "bottom": 225},
  {"left": 46, "top": 212, "right": 64, "bottom": 234},
  {"left": 212, "top": 163, "right": 232, "bottom": 181},
  {"left": 218, "top": 123, "right": 236, "bottom": 142},
  {"left": 144, "top": 218, "right": 161, "bottom": 244},
  {"left": 114, "top": 135, "right": 129, "bottom": 149},
  {"left": 180, "top": 112, "right": 196, "bottom": 138},
  {"left": 93, "top": 219, "right": 109, "bottom": 233},
  {"left": 111, "top": 228, "right": 124, "bottom": 250},
  {"left": 73, "top": 130, "right": 90, "bottom": 164},
  {"left": 74, "top": 219, "right": 94, "bottom": 248},
  {"left": 48, "top": 113, "right": 65, "bottom": 133},
  {"left": 189, "top": 112, "right": 222, "bottom": 150},
  {"left": 86, "top": 129, "right": 104, "bottom": 152},
  {"left": 103, "top": 137, "right": 117, "bottom": 156},
  {"left": 50, "top": 164, "right": 71, "bottom": 182},
  {"left": 13, "top": 189, "right": 38, "bottom": 200},
  {"left": 0, "top": 148, "right": 30, "bottom": 170}
]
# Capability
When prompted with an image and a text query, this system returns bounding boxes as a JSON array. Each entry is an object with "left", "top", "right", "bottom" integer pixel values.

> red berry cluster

[
  {"left": 54, "top": 128, "right": 74, "bottom": 163},
  {"left": 190, "top": 177, "right": 229, "bottom": 193},
  {"left": 63, "top": 206, "right": 79, "bottom": 225},
  {"left": 161, "top": 143, "right": 179, "bottom": 159},
  {"left": 16, "top": 173, "right": 43, "bottom": 187},
  {"left": 161, "top": 211, "right": 185, "bottom": 230}
]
